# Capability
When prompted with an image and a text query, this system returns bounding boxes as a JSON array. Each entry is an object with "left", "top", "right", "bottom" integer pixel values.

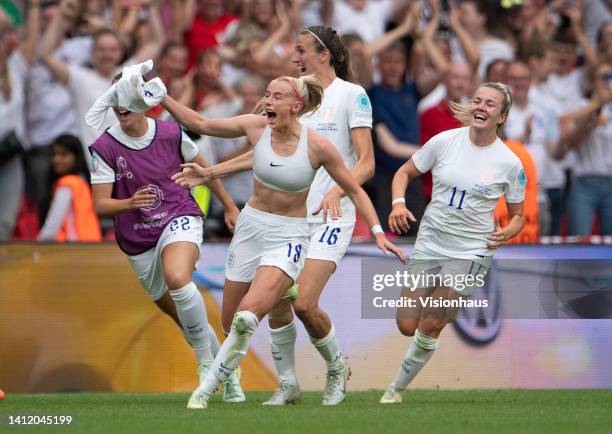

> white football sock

[
  {"left": 169, "top": 282, "right": 213, "bottom": 364},
  {"left": 310, "top": 324, "right": 343, "bottom": 372},
  {"left": 392, "top": 329, "right": 439, "bottom": 391},
  {"left": 269, "top": 320, "right": 297, "bottom": 384},
  {"left": 208, "top": 324, "right": 220, "bottom": 357},
  {"left": 198, "top": 311, "right": 259, "bottom": 397}
]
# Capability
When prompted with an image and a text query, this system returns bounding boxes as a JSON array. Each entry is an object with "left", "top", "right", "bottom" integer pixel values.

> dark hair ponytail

[{"left": 302, "top": 25, "right": 353, "bottom": 82}]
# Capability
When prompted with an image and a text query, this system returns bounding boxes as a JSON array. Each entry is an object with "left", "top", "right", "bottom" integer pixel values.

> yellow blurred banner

[{"left": 0, "top": 244, "right": 276, "bottom": 393}]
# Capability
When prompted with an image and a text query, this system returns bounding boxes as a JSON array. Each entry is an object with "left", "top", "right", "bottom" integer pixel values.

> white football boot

[
  {"left": 223, "top": 367, "right": 246, "bottom": 403},
  {"left": 262, "top": 380, "right": 302, "bottom": 406},
  {"left": 379, "top": 384, "right": 403, "bottom": 404},
  {"left": 322, "top": 355, "right": 351, "bottom": 405}
]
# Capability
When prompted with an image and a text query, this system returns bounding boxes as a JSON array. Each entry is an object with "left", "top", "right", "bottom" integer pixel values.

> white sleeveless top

[{"left": 252, "top": 125, "right": 316, "bottom": 193}]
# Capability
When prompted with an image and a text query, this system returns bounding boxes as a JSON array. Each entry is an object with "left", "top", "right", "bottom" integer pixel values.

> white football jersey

[
  {"left": 411, "top": 127, "right": 526, "bottom": 259},
  {"left": 301, "top": 77, "right": 372, "bottom": 223}
]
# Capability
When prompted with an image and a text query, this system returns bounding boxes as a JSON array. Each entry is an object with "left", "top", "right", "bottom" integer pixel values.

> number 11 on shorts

[{"left": 287, "top": 243, "right": 302, "bottom": 263}]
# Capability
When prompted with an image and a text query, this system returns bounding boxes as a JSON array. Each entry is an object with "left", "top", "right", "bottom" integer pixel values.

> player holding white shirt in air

[
  {"left": 89, "top": 78, "right": 245, "bottom": 403},
  {"left": 262, "top": 25, "right": 375, "bottom": 406},
  {"left": 381, "top": 83, "right": 526, "bottom": 404}
]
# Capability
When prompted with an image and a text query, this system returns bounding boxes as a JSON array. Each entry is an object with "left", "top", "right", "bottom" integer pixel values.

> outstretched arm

[
  {"left": 190, "top": 153, "right": 240, "bottom": 232},
  {"left": 162, "top": 95, "right": 264, "bottom": 137},
  {"left": 39, "top": 0, "right": 78, "bottom": 85},
  {"left": 172, "top": 150, "right": 254, "bottom": 187}
]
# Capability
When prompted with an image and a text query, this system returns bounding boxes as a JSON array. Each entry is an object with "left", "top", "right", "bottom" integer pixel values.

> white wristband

[
  {"left": 392, "top": 197, "right": 406, "bottom": 206},
  {"left": 371, "top": 224, "right": 384, "bottom": 235}
]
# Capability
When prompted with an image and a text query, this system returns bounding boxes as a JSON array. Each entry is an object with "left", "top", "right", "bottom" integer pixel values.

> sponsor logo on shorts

[
  {"left": 91, "top": 154, "right": 99, "bottom": 173},
  {"left": 227, "top": 251, "right": 236, "bottom": 268}
]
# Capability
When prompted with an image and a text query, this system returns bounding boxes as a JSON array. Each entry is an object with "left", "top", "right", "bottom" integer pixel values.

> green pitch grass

[{"left": 1, "top": 390, "right": 611, "bottom": 434}]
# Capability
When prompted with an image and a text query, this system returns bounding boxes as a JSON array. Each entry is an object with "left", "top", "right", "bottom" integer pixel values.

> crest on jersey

[
  {"left": 480, "top": 169, "right": 494, "bottom": 184},
  {"left": 115, "top": 156, "right": 134, "bottom": 180},
  {"left": 357, "top": 93, "right": 371, "bottom": 111},
  {"left": 518, "top": 169, "right": 527, "bottom": 185},
  {"left": 140, "top": 184, "right": 163, "bottom": 211}
]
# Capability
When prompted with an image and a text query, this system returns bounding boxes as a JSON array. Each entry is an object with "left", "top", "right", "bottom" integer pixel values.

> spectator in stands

[
  {"left": 457, "top": 0, "right": 514, "bottom": 79},
  {"left": 23, "top": 0, "right": 93, "bottom": 225},
  {"left": 559, "top": 62, "right": 612, "bottom": 235},
  {"left": 146, "top": 41, "right": 190, "bottom": 119},
  {"left": 40, "top": 0, "right": 164, "bottom": 161},
  {"left": 0, "top": 2, "right": 38, "bottom": 240},
  {"left": 368, "top": 0, "right": 448, "bottom": 234},
  {"left": 187, "top": 48, "right": 238, "bottom": 112},
  {"left": 485, "top": 58, "right": 509, "bottom": 84},
  {"left": 596, "top": 19, "right": 612, "bottom": 63},
  {"left": 505, "top": 59, "right": 561, "bottom": 235},
  {"left": 175, "top": 0, "right": 238, "bottom": 67},
  {"left": 418, "top": 0, "right": 480, "bottom": 113},
  {"left": 37, "top": 134, "right": 101, "bottom": 242},
  {"left": 204, "top": 74, "right": 265, "bottom": 237},
  {"left": 328, "top": 0, "right": 412, "bottom": 43}
]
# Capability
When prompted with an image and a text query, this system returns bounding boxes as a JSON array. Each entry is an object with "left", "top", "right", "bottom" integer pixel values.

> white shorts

[
  {"left": 305, "top": 219, "right": 355, "bottom": 266},
  {"left": 406, "top": 256, "right": 491, "bottom": 296},
  {"left": 127, "top": 215, "right": 204, "bottom": 301},
  {"left": 225, "top": 204, "right": 310, "bottom": 283}
]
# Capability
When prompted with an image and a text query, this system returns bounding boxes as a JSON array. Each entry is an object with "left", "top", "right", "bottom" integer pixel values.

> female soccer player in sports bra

[
  {"left": 88, "top": 83, "right": 243, "bottom": 401},
  {"left": 162, "top": 74, "right": 406, "bottom": 409},
  {"left": 380, "top": 82, "right": 526, "bottom": 404},
  {"left": 258, "top": 25, "right": 376, "bottom": 406}
]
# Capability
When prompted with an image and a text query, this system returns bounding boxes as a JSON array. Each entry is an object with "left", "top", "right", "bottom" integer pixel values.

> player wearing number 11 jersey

[{"left": 381, "top": 83, "right": 526, "bottom": 404}]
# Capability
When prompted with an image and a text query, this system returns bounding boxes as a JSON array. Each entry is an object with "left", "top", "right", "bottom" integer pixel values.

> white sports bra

[{"left": 252, "top": 125, "right": 316, "bottom": 193}]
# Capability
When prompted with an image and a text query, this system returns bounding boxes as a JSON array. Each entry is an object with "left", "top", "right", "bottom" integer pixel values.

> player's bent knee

[
  {"left": 418, "top": 318, "right": 447, "bottom": 336},
  {"left": 396, "top": 319, "right": 418, "bottom": 337},
  {"left": 165, "top": 273, "right": 192, "bottom": 291},
  {"left": 231, "top": 311, "right": 259, "bottom": 335},
  {"left": 268, "top": 308, "right": 293, "bottom": 324},
  {"left": 293, "top": 299, "right": 317, "bottom": 318}
]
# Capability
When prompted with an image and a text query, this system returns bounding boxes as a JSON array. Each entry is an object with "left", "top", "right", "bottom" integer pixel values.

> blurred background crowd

[{"left": 0, "top": 0, "right": 611, "bottom": 243}]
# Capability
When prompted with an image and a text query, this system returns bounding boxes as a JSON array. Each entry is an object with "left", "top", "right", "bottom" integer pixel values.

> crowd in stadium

[{"left": 0, "top": 0, "right": 611, "bottom": 242}]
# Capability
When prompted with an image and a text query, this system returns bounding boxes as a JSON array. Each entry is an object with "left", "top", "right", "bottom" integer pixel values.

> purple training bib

[{"left": 90, "top": 120, "right": 202, "bottom": 255}]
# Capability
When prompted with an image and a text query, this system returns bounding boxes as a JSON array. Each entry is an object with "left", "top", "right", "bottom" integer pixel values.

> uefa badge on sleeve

[{"left": 518, "top": 169, "right": 527, "bottom": 186}]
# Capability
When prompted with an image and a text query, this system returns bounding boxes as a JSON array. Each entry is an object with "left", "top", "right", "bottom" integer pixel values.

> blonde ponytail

[{"left": 295, "top": 74, "right": 323, "bottom": 115}]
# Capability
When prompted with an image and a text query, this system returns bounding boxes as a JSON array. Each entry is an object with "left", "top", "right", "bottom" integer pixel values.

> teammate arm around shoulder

[
  {"left": 388, "top": 159, "right": 421, "bottom": 234},
  {"left": 311, "top": 133, "right": 406, "bottom": 263},
  {"left": 92, "top": 183, "right": 157, "bottom": 217}
]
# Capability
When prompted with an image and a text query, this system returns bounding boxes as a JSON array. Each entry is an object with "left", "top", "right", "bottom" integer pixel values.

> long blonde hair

[{"left": 450, "top": 82, "right": 513, "bottom": 134}]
